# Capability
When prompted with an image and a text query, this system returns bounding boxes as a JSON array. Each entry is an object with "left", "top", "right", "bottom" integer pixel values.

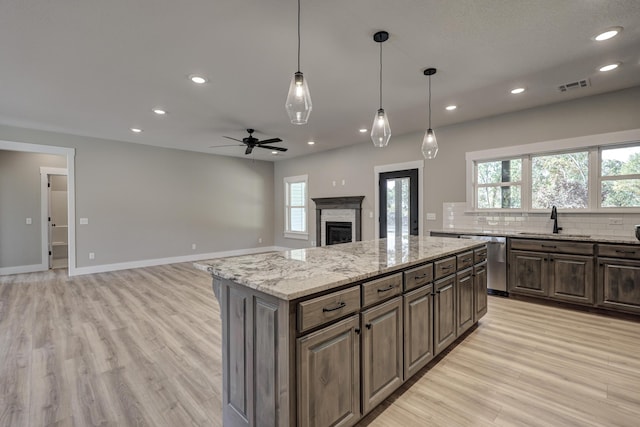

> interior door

[
  {"left": 48, "top": 175, "right": 69, "bottom": 269},
  {"left": 379, "top": 169, "right": 418, "bottom": 238}
]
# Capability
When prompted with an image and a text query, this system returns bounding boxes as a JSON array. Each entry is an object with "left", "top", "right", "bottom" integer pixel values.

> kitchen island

[{"left": 195, "top": 236, "right": 487, "bottom": 427}]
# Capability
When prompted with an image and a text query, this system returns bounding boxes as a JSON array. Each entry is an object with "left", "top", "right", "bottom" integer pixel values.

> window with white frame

[
  {"left": 284, "top": 175, "right": 308, "bottom": 239},
  {"left": 466, "top": 130, "right": 640, "bottom": 212}
]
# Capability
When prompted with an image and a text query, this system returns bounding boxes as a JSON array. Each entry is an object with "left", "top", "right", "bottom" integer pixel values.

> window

[
  {"left": 476, "top": 159, "right": 522, "bottom": 209},
  {"left": 531, "top": 151, "right": 588, "bottom": 209},
  {"left": 466, "top": 129, "right": 640, "bottom": 212},
  {"left": 600, "top": 145, "right": 640, "bottom": 208},
  {"left": 284, "top": 175, "right": 308, "bottom": 239}
]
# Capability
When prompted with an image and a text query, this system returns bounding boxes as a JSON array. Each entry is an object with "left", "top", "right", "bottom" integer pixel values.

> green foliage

[{"left": 532, "top": 152, "right": 588, "bottom": 209}]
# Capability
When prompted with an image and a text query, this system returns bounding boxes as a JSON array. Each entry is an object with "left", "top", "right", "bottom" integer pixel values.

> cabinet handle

[
  {"left": 377, "top": 285, "right": 395, "bottom": 293},
  {"left": 462, "top": 258, "right": 472, "bottom": 262},
  {"left": 541, "top": 245, "right": 557, "bottom": 248},
  {"left": 615, "top": 250, "right": 636, "bottom": 254},
  {"left": 436, "top": 284, "right": 453, "bottom": 294},
  {"left": 414, "top": 273, "right": 430, "bottom": 280},
  {"left": 354, "top": 328, "right": 361, "bottom": 335},
  {"left": 322, "top": 302, "right": 346, "bottom": 312},
  {"left": 441, "top": 266, "right": 453, "bottom": 271},
  {"left": 365, "top": 323, "right": 372, "bottom": 329}
]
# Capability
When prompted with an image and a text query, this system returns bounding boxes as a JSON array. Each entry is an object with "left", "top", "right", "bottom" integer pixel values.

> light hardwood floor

[{"left": 1, "top": 264, "right": 639, "bottom": 427}]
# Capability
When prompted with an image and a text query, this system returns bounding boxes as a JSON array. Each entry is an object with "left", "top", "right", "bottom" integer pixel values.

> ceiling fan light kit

[
  {"left": 371, "top": 30, "right": 391, "bottom": 148},
  {"left": 421, "top": 67, "right": 439, "bottom": 159},
  {"left": 285, "top": 0, "right": 312, "bottom": 125}
]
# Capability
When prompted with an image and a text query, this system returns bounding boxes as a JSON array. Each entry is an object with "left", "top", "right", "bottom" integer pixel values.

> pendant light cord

[
  {"left": 379, "top": 42, "right": 383, "bottom": 109},
  {"left": 297, "top": 0, "right": 301, "bottom": 72},
  {"left": 428, "top": 74, "right": 432, "bottom": 128}
]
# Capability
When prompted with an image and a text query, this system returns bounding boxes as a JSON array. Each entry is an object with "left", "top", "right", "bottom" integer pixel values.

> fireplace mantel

[{"left": 312, "top": 196, "right": 364, "bottom": 247}]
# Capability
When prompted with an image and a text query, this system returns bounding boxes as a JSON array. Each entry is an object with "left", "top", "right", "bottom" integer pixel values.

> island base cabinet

[
  {"left": 550, "top": 254, "right": 594, "bottom": 305},
  {"left": 361, "top": 297, "right": 403, "bottom": 415},
  {"left": 434, "top": 275, "right": 457, "bottom": 355},
  {"left": 403, "top": 285, "right": 434, "bottom": 380},
  {"left": 457, "top": 268, "right": 474, "bottom": 336},
  {"left": 598, "top": 258, "right": 640, "bottom": 314},
  {"left": 473, "top": 262, "right": 488, "bottom": 322},
  {"left": 297, "top": 315, "right": 361, "bottom": 427}
]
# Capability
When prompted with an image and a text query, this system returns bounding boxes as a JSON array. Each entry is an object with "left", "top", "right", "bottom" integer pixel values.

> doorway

[
  {"left": 379, "top": 169, "right": 418, "bottom": 239},
  {"left": 48, "top": 174, "right": 69, "bottom": 269}
]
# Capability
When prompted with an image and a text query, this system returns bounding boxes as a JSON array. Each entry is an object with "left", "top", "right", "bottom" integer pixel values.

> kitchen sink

[{"left": 517, "top": 232, "right": 591, "bottom": 238}]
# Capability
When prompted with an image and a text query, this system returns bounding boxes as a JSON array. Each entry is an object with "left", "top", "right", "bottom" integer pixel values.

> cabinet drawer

[
  {"left": 362, "top": 273, "right": 402, "bottom": 307},
  {"left": 434, "top": 257, "right": 456, "bottom": 280},
  {"left": 474, "top": 247, "right": 487, "bottom": 264},
  {"left": 298, "top": 286, "right": 361, "bottom": 333},
  {"left": 510, "top": 238, "right": 594, "bottom": 255},
  {"left": 457, "top": 251, "right": 474, "bottom": 270},
  {"left": 598, "top": 244, "right": 640, "bottom": 260},
  {"left": 404, "top": 263, "right": 433, "bottom": 291}
]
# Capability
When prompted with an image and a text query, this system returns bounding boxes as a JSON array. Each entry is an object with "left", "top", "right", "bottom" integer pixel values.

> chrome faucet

[{"left": 550, "top": 205, "right": 562, "bottom": 234}]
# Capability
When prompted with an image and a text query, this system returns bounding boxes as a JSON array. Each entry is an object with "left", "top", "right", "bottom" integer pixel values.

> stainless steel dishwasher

[{"left": 460, "top": 235, "right": 508, "bottom": 296}]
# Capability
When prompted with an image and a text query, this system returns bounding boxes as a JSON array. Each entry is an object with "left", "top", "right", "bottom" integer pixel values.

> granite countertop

[
  {"left": 194, "top": 236, "right": 484, "bottom": 301},
  {"left": 430, "top": 229, "right": 640, "bottom": 245}
]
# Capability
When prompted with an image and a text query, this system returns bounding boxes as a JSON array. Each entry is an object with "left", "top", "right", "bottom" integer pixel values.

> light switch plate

[
  {"left": 80, "top": 218, "right": 89, "bottom": 225},
  {"left": 426, "top": 213, "right": 437, "bottom": 220},
  {"left": 26, "top": 217, "right": 32, "bottom": 225}
]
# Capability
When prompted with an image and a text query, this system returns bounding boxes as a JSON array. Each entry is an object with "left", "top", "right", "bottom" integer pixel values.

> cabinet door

[
  {"left": 297, "top": 315, "right": 361, "bottom": 427},
  {"left": 549, "top": 254, "right": 594, "bottom": 304},
  {"left": 361, "top": 297, "right": 403, "bottom": 415},
  {"left": 434, "top": 275, "right": 456, "bottom": 355},
  {"left": 597, "top": 258, "right": 640, "bottom": 314},
  {"left": 456, "top": 268, "right": 474, "bottom": 336},
  {"left": 403, "top": 285, "right": 434, "bottom": 379},
  {"left": 474, "top": 262, "right": 488, "bottom": 322},
  {"left": 508, "top": 250, "right": 549, "bottom": 296}
]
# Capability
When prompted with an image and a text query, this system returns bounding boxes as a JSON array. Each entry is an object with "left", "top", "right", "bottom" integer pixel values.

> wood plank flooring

[{"left": 1, "top": 264, "right": 639, "bottom": 426}]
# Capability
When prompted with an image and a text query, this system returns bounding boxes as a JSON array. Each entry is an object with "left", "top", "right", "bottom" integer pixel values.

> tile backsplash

[{"left": 442, "top": 202, "right": 640, "bottom": 238}]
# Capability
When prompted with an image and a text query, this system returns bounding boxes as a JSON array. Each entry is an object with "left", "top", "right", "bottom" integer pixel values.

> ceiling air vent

[{"left": 557, "top": 79, "right": 590, "bottom": 92}]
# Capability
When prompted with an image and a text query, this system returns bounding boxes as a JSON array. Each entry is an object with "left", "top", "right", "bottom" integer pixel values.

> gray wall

[
  {"left": 0, "top": 125, "right": 274, "bottom": 269},
  {"left": 274, "top": 86, "right": 640, "bottom": 248},
  {"left": 0, "top": 150, "right": 66, "bottom": 267}
]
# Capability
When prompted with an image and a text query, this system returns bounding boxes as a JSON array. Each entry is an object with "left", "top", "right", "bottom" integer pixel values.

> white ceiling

[{"left": 1, "top": 0, "right": 639, "bottom": 161}]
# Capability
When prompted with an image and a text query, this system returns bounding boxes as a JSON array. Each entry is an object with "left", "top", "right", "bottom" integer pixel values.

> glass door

[{"left": 379, "top": 169, "right": 418, "bottom": 239}]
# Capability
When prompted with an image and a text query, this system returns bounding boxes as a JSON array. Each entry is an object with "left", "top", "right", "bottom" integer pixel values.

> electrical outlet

[
  {"left": 341, "top": 179, "right": 345, "bottom": 186},
  {"left": 89, "top": 252, "right": 95, "bottom": 260},
  {"left": 426, "top": 213, "right": 436, "bottom": 221},
  {"left": 191, "top": 243, "right": 197, "bottom": 250},
  {"left": 608, "top": 218, "right": 623, "bottom": 225},
  {"left": 26, "top": 217, "right": 32, "bottom": 225},
  {"left": 369, "top": 211, "right": 373, "bottom": 218},
  {"left": 80, "top": 218, "right": 89, "bottom": 225},
  {"left": 258, "top": 238, "right": 263, "bottom": 244}
]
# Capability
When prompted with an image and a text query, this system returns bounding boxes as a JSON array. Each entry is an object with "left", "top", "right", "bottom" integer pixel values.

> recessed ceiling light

[
  {"left": 359, "top": 128, "right": 367, "bottom": 133},
  {"left": 189, "top": 75, "right": 207, "bottom": 84},
  {"left": 594, "top": 27, "right": 622, "bottom": 41},
  {"left": 445, "top": 105, "right": 457, "bottom": 111},
  {"left": 307, "top": 141, "right": 315, "bottom": 145},
  {"left": 130, "top": 128, "right": 143, "bottom": 133},
  {"left": 599, "top": 63, "right": 620, "bottom": 72},
  {"left": 271, "top": 151, "right": 279, "bottom": 155},
  {"left": 510, "top": 87, "right": 526, "bottom": 94},
  {"left": 153, "top": 108, "right": 167, "bottom": 115}
]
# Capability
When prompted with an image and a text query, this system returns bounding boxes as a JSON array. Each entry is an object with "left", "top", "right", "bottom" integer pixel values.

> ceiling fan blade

[
  {"left": 209, "top": 144, "right": 243, "bottom": 148},
  {"left": 223, "top": 136, "right": 243, "bottom": 142},
  {"left": 257, "top": 145, "right": 288, "bottom": 152},
  {"left": 257, "top": 138, "right": 282, "bottom": 144},
  {"left": 245, "top": 146, "right": 253, "bottom": 155}
]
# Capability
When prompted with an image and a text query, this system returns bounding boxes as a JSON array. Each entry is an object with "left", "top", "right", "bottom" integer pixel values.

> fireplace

[
  {"left": 326, "top": 222, "right": 353, "bottom": 245},
  {"left": 311, "top": 196, "right": 364, "bottom": 247}
]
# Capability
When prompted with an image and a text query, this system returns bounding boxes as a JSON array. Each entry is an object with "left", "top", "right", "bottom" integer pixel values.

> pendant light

[
  {"left": 285, "top": 0, "right": 312, "bottom": 125},
  {"left": 421, "top": 67, "right": 438, "bottom": 159},
  {"left": 371, "top": 31, "right": 391, "bottom": 148}
]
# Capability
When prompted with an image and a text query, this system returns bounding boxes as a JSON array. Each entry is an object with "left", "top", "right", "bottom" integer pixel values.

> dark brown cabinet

[
  {"left": 361, "top": 297, "right": 403, "bottom": 415},
  {"left": 297, "top": 315, "right": 361, "bottom": 427},
  {"left": 473, "top": 261, "right": 488, "bottom": 321},
  {"left": 456, "top": 268, "right": 474, "bottom": 336},
  {"left": 434, "top": 274, "right": 456, "bottom": 355},
  {"left": 597, "top": 244, "right": 640, "bottom": 314},
  {"left": 403, "top": 284, "right": 434, "bottom": 379},
  {"left": 508, "top": 239, "right": 595, "bottom": 304}
]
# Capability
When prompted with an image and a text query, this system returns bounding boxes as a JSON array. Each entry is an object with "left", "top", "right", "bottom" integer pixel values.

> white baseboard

[
  {"left": 70, "top": 246, "right": 291, "bottom": 276},
  {"left": 0, "top": 263, "right": 48, "bottom": 276}
]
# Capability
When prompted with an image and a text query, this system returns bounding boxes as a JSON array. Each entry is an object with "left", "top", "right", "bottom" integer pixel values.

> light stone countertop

[
  {"left": 194, "top": 236, "right": 485, "bottom": 301},
  {"left": 430, "top": 229, "right": 640, "bottom": 245}
]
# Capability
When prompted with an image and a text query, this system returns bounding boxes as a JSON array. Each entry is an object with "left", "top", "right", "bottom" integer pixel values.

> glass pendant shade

[
  {"left": 285, "top": 71, "right": 312, "bottom": 125},
  {"left": 371, "top": 108, "right": 391, "bottom": 148},
  {"left": 421, "top": 128, "right": 438, "bottom": 159}
]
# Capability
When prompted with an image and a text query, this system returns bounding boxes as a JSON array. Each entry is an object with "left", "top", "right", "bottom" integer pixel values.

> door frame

[
  {"left": 0, "top": 139, "right": 76, "bottom": 276},
  {"left": 41, "top": 167, "right": 68, "bottom": 269},
  {"left": 374, "top": 160, "right": 424, "bottom": 239}
]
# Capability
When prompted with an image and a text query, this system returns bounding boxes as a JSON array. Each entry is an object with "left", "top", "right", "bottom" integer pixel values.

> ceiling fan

[{"left": 212, "top": 129, "right": 287, "bottom": 155}]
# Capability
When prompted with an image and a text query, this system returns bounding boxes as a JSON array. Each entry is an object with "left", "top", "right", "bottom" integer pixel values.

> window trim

[
  {"left": 465, "top": 128, "right": 640, "bottom": 213},
  {"left": 284, "top": 174, "right": 309, "bottom": 240}
]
